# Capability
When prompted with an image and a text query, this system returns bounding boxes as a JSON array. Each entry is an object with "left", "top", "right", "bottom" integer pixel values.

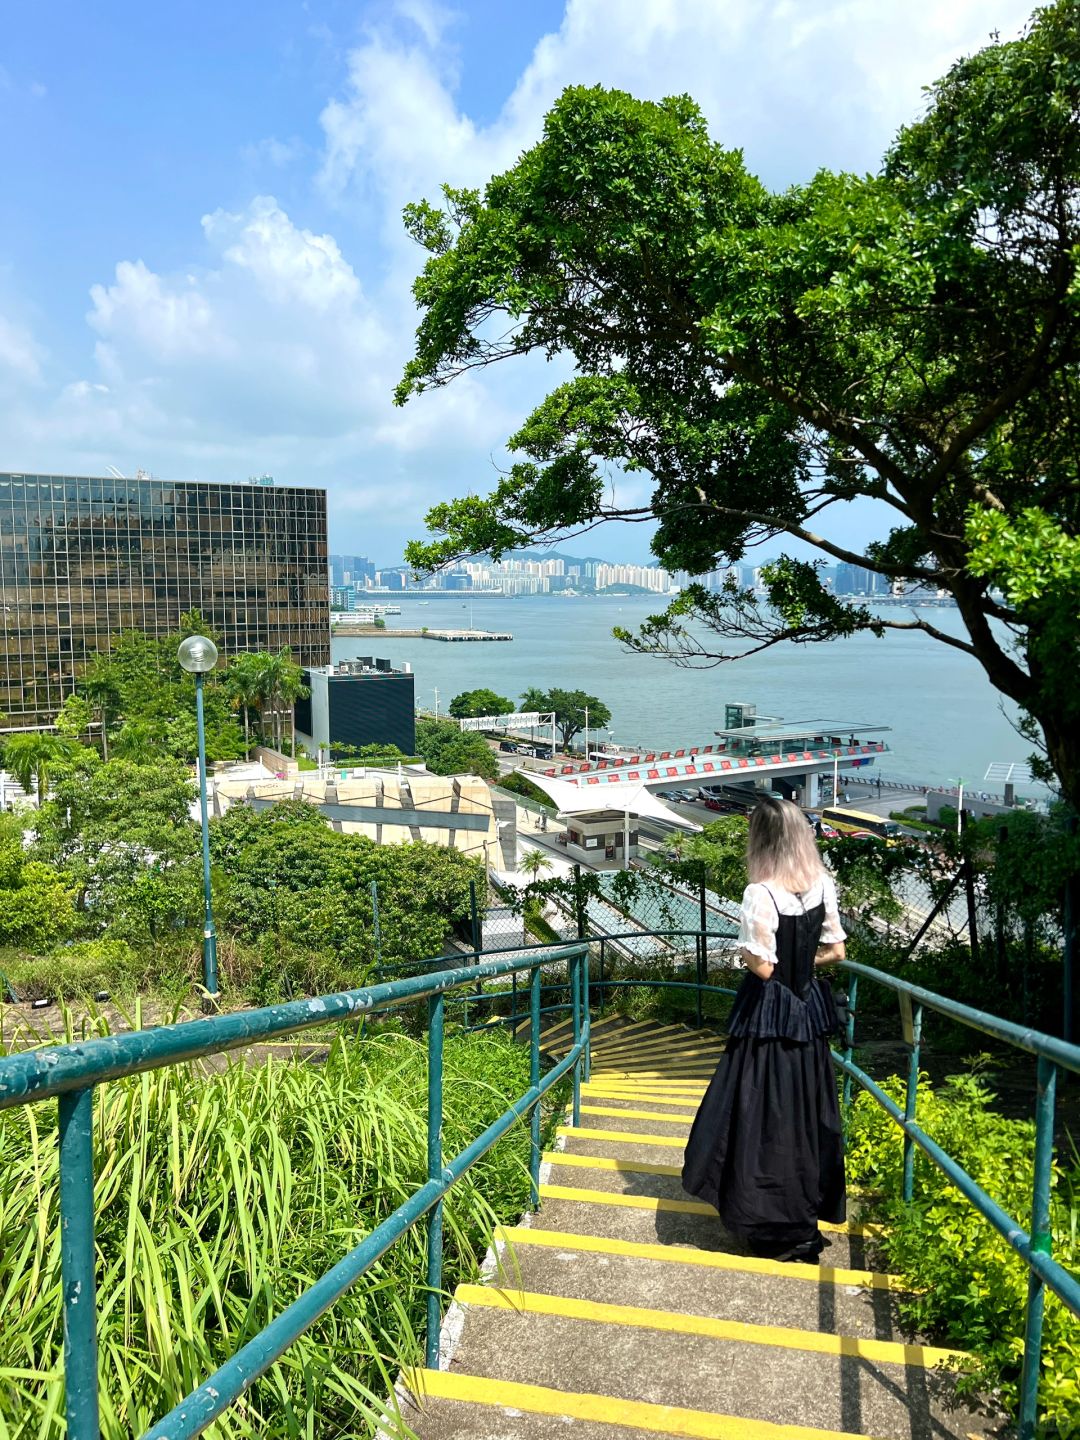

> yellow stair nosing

[
  {"left": 537, "top": 1183, "right": 881, "bottom": 1238},
  {"left": 581, "top": 1089, "right": 704, "bottom": 1107},
  {"left": 556, "top": 1124, "right": 687, "bottom": 1148},
  {"left": 578, "top": 1103, "right": 697, "bottom": 1124},
  {"left": 495, "top": 1224, "right": 909, "bottom": 1292},
  {"left": 543, "top": 1150, "right": 682, "bottom": 1178},
  {"left": 453, "top": 1284, "right": 968, "bottom": 1370},
  {"left": 407, "top": 1367, "right": 895, "bottom": 1439},
  {"left": 588, "top": 1038, "right": 725, "bottom": 1062}
]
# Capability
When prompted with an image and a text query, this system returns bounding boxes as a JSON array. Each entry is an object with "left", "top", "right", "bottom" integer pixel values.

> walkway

[{"left": 402, "top": 1017, "right": 1000, "bottom": 1440}]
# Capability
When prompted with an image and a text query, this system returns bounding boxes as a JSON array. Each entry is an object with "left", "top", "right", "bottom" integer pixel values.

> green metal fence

[
  {"left": 1, "top": 937, "right": 1078, "bottom": 1440},
  {"left": 0, "top": 943, "right": 591, "bottom": 1440}
]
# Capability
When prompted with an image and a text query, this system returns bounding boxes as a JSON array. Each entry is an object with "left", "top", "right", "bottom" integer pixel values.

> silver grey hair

[{"left": 746, "top": 796, "right": 825, "bottom": 893}]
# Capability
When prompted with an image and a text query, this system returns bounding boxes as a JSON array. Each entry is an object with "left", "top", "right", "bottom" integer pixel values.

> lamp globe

[{"left": 177, "top": 635, "right": 219, "bottom": 675}]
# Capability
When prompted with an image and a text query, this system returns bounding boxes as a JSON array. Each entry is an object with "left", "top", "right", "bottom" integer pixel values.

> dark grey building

[
  {"left": 295, "top": 659, "right": 416, "bottom": 756},
  {"left": 0, "top": 471, "right": 329, "bottom": 728}
]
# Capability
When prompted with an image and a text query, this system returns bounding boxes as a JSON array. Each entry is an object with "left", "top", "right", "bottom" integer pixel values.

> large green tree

[
  {"left": 415, "top": 718, "right": 499, "bottom": 781},
  {"left": 398, "top": 5, "right": 1080, "bottom": 806},
  {"left": 520, "top": 688, "right": 611, "bottom": 750},
  {"left": 447, "top": 688, "right": 514, "bottom": 719}
]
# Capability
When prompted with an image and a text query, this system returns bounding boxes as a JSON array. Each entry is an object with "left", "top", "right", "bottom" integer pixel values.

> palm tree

[
  {"left": 225, "top": 654, "right": 264, "bottom": 758},
  {"left": 111, "top": 720, "right": 160, "bottom": 764},
  {"left": 2, "top": 733, "right": 79, "bottom": 805},
  {"left": 246, "top": 648, "right": 309, "bottom": 756},
  {"left": 521, "top": 848, "right": 553, "bottom": 882}
]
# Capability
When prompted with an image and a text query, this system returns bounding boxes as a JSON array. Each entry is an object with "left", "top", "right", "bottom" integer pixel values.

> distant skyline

[{"left": 1, "top": 0, "right": 1034, "bottom": 564}]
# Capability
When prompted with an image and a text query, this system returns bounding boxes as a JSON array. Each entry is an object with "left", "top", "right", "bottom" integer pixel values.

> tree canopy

[
  {"left": 447, "top": 688, "right": 514, "bottom": 719},
  {"left": 520, "top": 687, "right": 611, "bottom": 749},
  {"left": 415, "top": 717, "right": 499, "bottom": 780},
  {"left": 398, "top": 4, "right": 1080, "bottom": 806}
]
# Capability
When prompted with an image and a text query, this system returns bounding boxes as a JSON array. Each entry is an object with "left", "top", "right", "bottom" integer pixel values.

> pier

[{"left": 331, "top": 624, "right": 512, "bottom": 641}]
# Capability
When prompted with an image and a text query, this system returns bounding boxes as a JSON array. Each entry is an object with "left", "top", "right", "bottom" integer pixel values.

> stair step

[
  {"left": 555, "top": 1124, "right": 688, "bottom": 1152},
  {"left": 538, "top": 1183, "right": 880, "bottom": 1239},
  {"left": 491, "top": 1229, "right": 906, "bottom": 1341},
  {"left": 496, "top": 1226, "right": 905, "bottom": 1292},
  {"left": 454, "top": 1285, "right": 964, "bottom": 1368},
  {"left": 405, "top": 1368, "right": 896, "bottom": 1440},
  {"left": 577, "top": 1102, "right": 698, "bottom": 1124}
]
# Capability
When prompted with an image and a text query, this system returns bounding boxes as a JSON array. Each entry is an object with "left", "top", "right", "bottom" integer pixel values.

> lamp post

[{"left": 178, "top": 635, "right": 220, "bottom": 1002}]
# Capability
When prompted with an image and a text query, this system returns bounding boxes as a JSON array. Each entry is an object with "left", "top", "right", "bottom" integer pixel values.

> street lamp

[{"left": 178, "top": 635, "right": 219, "bottom": 1001}]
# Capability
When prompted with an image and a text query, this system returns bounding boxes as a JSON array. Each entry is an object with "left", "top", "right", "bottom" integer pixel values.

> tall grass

[{"left": 0, "top": 1020, "right": 545, "bottom": 1438}]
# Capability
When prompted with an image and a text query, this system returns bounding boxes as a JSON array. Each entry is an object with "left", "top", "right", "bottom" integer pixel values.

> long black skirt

[{"left": 682, "top": 1032, "right": 846, "bottom": 1253}]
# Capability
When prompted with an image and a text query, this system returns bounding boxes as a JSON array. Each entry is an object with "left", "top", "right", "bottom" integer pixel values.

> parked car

[
  {"left": 499, "top": 740, "right": 518, "bottom": 753},
  {"left": 657, "top": 790, "right": 680, "bottom": 802},
  {"left": 676, "top": 789, "right": 698, "bottom": 803},
  {"left": 704, "top": 797, "right": 725, "bottom": 812}
]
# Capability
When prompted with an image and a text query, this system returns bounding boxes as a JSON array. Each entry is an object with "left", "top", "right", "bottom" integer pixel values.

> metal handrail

[
  {"left": 3, "top": 935, "right": 1077, "bottom": 1440},
  {"left": 833, "top": 959, "right": 1080, "bottom": 1440},
  {"left": 0, "top": 943, "right": 591, "bottom": 1440}
]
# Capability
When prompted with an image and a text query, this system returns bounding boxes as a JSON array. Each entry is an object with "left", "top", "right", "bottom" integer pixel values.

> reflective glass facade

[{"left": 0, "top": 473, "right": 329, "bottom": 726}]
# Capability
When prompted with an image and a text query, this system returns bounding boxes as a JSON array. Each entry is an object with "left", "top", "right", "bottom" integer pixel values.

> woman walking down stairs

[{"left": 400, "top": 1015, "right": 1001, "bottom": 1440}]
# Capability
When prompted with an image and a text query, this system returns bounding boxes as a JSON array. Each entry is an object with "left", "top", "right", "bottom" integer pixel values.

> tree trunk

[
  {"left": 290, "top": 708, "right": 296, "bottom": 759},
  {"left": 243, "top": 708, "right": 250, "bottom": 758}
]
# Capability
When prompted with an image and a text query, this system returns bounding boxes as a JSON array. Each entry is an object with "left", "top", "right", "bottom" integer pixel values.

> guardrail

[
  {"left": 834, "top": 960, "right": 1080, "bottom": 1440},
  {"left": 0, "top": 943, "right": 591, "bottom": 1440},
  {"left": 3, "top": 935, "right": 1076, "bottom": 1440}
]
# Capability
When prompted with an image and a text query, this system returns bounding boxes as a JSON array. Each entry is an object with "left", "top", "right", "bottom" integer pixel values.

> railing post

[
  {"left": 1019, "top": 1055, "right": 1057, "bottom": 1440},
  {"left": 58, "top": 1086, "right": 100, "bottom": 1440},
  {"left": 1063, "top": 815, "right": 1078, "bottom": 1046},
  {"left": 510, "top": 969, "right": 519, "bottom": 1037},
  {"left": 696, "top": 877, "right": 707, "bottom": 1030},
  {"left": 571, "top": 950, "right": 582, "bottom": 1127},
  {"left": 598, "top": 938, "right": 606, "bottom": 1016},
  {"left": 842, "top": 973, "right": 858, "bottom": 1110},
  {"left": 425, "top": 992, "right": 445, "bottom": 1370},
  {"left": 901, "top": 996, "right": 923, "bottom": 1203},
  {"left": 583, "top": 946, "right": 592, "bottom": 1083},
  {"left": 529, "top": 963, "right": 541, "bottom": 1209}
]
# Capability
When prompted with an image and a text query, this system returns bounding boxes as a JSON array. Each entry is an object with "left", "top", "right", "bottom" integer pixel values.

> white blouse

[{"left": 737, "top": 876, "right": 846, "bottom": 967}]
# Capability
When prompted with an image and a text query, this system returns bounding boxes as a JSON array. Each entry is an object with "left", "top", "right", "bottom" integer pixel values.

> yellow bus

[{"left": 821, "top": 807, "right": 902, "bottom": 841}]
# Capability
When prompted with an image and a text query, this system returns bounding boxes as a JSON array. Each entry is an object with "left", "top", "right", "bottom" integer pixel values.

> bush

[
  {"left": 845, "top": 1068, "right": 1080, "bottom": 1432},
  {"left": 1, "top": 938, "right": 142, "bottom": 1001}
]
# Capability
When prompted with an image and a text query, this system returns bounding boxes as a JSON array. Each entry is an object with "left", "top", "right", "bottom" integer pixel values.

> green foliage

[
  {"left": 497, "top": 769, "right": 557, "bottom": 810},
  {"left": 2, "top": 939, "right": 140, "bottom": 1002},
  {"left": 0, "top": 1025, "right": 549, "bottom": 1437},
  {"left": 76, "top": 613, "right": 246, "bottom": 764},
  {"left": 650, "top": 815, "right": 749, "bottom": 899},
  {"left": 398, "top": 13, "right": 1080, "bottom": 805},
  {"left": 518, "top": 686, "right": 611, "bottom": 749},
  {"left": 2, "top": 732, "right": 81, "bottom": 804},
  {"left": 373, "top": 614, "right": 387, "bottom": 628},
  {"left": 415, "top": 717, "right": 499, "bottom": 781},
  {"left": 33, "top": 755, "right": 201, "bottom": 942},
  {"left": 211, "top": 802, "right": 482, "bottom": 974},
  {"left": 53, "top": 693, "right": 94, "bottom": 741},
  {"left": 969, "top": 807, "right": 1080, "bottom": 933},
  {"left": 447, "top": 688, "right": 514, "bottom": 719},
  {"left": 845, "top": 1068, "right": 1080, "bottom": 1431},
  {"left": 0, "top": 817, "right": 75, "bottom": 950}
]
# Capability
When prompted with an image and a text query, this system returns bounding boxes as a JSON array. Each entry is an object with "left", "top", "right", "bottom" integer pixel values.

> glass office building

[{"left": 0, "top": 472, "right": 330, "bottom": 728}]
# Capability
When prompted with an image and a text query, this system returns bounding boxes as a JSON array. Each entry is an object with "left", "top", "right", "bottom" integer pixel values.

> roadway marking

[
  {"left": 407, "top": 1368, "right": 894, "bottom": 1438},
  {"left": 453, "top": 1285, "right": 968, "bottom": 1369},
  {"left": 495, "top": 1226, "right": 909, "bottom": 1291}
]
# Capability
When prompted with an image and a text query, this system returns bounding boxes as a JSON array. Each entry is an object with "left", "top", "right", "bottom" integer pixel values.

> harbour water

[{"left": 331, "top": 594, "right": 1043, "bottom": 795}]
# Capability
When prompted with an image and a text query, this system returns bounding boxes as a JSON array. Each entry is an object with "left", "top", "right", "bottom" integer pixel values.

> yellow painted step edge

[
  {"left": 544, "top": 1151, "right": 682, "bottom": 1178},
  {"left": 578, "top": 1103, "right": 698, "bottom": 1123},
  {"left": 538, "top": 1183, "right": 882, "bottom": 1238},
  {"left": 556, "top": 1124, "right": 688, "bottom": 1147},
  {"left": 495, "top": 1224, "right": 909, "bottom": 1291},
  {"left": 407, "top": 1367, "right": 893, "bottom": 1440},
  {"left": 587, "top": 1038, "right": 725, "bottom": 1061},
  {"left": 454, "top": 1284, "right": 967, "bottom": 1370}
]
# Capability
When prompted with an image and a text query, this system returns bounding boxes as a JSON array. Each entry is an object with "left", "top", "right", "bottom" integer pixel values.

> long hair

[{"left": 746, "top": 796, "right": 825, "bottom": 893}]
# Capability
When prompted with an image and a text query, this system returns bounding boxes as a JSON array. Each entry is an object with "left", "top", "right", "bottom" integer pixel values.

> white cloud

[
  {"left": 0, "top": 313, "right": 44, "bottom": 381},
  {"left": 0, "top": 0, "right": 1041, "bottom": 561}
]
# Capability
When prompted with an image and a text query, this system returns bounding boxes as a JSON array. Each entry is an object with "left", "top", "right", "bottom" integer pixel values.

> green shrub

[
  {"left": 0, "top": 1026, "right": 551, "bottom": 1437},
  {"left": 2, "top": 938, "right": 142, "bottom": 1001},
  {"left": 845, "top": 1068, "right": 1080, "bottom": 1432}
]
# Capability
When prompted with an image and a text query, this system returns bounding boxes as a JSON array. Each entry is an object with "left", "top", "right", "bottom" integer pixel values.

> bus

[{"left": 821, "top": 807, "right": 902, "bottom": 841}]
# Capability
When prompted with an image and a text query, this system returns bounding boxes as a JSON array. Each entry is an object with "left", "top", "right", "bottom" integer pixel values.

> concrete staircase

[{"left": 402, "top": 1015, "right": 1002, "bottom": 1440}]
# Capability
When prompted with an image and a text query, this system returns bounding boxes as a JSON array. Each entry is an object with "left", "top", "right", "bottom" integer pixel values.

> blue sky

[{"left": 0, "top": 0, "right": 1034, "bottom": 566}]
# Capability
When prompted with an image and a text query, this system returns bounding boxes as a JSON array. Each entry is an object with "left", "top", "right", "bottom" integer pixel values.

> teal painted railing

[
  {"left": 0, "top": 942, "right": 591, "bottom": 1440},
  {"left": 833, "top": 959, "right": 1080, "bottom": 1440},
  {"left": 3, "top": 932, "right": 1078, "bottom": 1440}
]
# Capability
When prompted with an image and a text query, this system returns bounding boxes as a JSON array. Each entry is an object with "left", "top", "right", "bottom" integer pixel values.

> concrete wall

[
  {"left": 925, "top": 790, "right": 1011, "bottom": 823},
  {"left": 252, "top": 745, "right": 298, "bottom": 776}
]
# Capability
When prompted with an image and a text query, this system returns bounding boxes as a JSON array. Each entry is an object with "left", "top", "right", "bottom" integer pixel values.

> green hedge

[{"left": 845, "top": 1068, "right": 1079, "bottom": 1432}]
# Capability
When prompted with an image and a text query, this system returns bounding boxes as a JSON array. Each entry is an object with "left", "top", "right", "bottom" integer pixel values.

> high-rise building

[{"left": 0, "top": 471, "right": 329, "bottom": 729}]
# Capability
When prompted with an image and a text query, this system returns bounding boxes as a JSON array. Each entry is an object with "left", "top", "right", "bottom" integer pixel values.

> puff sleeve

[
  {"left": 738, "top": 884, "right": 778, "bottom": 966},
  {"left": 819, "top": 873, "right": 846, "bottom": 945}
]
